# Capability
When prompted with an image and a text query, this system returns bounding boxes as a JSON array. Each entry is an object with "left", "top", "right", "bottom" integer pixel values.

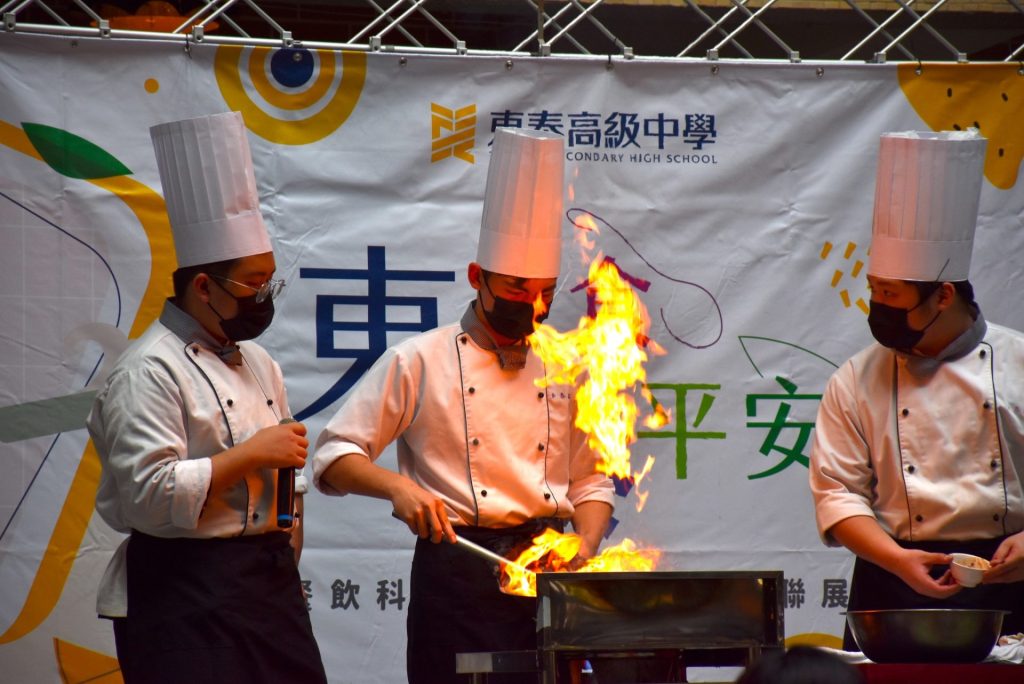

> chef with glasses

[{"left": 88, "top": 111, "right": 326, "bottom": 683}]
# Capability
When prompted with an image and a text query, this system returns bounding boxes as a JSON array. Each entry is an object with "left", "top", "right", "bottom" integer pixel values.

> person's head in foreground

[{"left": 735, "top": 646, "right": 864, "bottom": 684}]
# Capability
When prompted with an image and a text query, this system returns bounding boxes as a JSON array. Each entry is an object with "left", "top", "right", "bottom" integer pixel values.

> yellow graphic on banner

[
  {"left": 431, "top": 103, "right": 476, "bottom": 163},
  {"left": 0, "top": 119, "right": 172, "bottom": 647},
  {"left": 821, "top": 240, "right": 869, "bottom": 315},
  {"left": 785, "top": 632, "right": 844, "bottom": 650},
  {"left": 215, "top": 46, "right": 366, "bottom": 145},
  {"left": 897, "top": 63, "right": 1023, "bottom": 190},
  {"left": 54, "top": 635, "right": 122, "bottom": 682}
]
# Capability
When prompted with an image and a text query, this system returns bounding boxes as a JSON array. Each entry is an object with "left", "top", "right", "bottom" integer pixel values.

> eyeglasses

[{"left": 211, "top": 275, "right": 286, "bottom": 303}]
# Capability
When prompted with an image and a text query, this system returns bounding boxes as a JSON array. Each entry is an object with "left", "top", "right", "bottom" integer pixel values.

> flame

[
  {"left": 641, "top": 384, "right": 671, "bottom": 429},
  {"left": 532, "top": 291, "right": 548, "bottom": 321},
  {"left": 503, "top": 211, "right": 668, "bottom": 597},
  {"left": 528, "top": 256, "right": 668, "bottom": 497},
  {"left": 633, "top": 454, "right": 656, "bottom": 511},
  {"left": 572, "top": 211, "right": 599, "bottom": 254},
  {"left": 501, "top": 528, "right": 662, "bottom": 597}
]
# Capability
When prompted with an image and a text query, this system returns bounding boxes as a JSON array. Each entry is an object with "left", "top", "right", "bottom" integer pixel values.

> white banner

[{"left": 1, "top": 32, "right": 1022, "bottom": 683}]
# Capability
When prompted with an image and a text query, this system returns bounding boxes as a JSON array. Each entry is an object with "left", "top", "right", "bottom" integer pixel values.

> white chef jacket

[
  {"left": 313, "top": 304, "right": 615, "bottom": 527},
  {"left": 811, "top": 314, "right": 1024, "bottom": 545},
  {"left": 88, "top": 299, "right": 292, "bottom": 617}
]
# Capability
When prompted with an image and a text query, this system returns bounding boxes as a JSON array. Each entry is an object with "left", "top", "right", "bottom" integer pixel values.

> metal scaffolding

[{"left": 0, "top": 0, "right": 1022, "bottom": 62}]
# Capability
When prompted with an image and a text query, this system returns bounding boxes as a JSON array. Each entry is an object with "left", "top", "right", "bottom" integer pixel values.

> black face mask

[
  {"left": 209, "top": 283, "right": 276, "bottom": 341},
  {"left": 867, "top": 290, "right": 941, "bottom": 350},
  {"left": 481, "top": 277, "right": 548, "bottom": 340}
]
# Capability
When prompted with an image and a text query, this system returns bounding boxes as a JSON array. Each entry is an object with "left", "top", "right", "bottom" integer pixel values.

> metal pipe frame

[
  {"left": 362, "top": 0, "right": 422, "bottom": 47},
  {"left": 565, "top": 0, "right": 630, "bottom": 56},
  {"left": 370, "top": 0, "right": 430, "bottom": 44},
  {"left": 678, "top": 0, "right": 752, "bottom": 59},
  {"left": 878, "top": 0, "right": 962, "bottom": 63},
  {"left": 840, "top": 0, "right": 915, "bottom": 61},
  {"left": 714, "top": 0, "right": 798, "bottom": 62},
  {"left": 0, "top": 0, "right": 1019, "bottom": 63},
  {"left": 349, "top": 0, "right": 404, "bottom": 43},
  {"left": 513, "top": 0, "right": 586, "bottom": 54}
]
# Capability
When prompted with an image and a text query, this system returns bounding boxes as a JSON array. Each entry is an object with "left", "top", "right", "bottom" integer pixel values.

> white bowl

[{"left": 950, "top": 553, "right": 990, "bottom": 588}]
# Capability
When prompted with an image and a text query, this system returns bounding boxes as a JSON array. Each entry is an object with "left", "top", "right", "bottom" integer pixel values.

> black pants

[
  {"left": 407, "top": 519, "right": 564, "bottom": 684},
  {"left": 844, "top": 535, "right": 1024, "bottom": 650},
  {"left": 115, "top": 530, "right": 326, "bottom": 684}
]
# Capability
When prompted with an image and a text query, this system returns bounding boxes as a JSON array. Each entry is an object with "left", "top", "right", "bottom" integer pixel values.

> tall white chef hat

[
  {"left": 867, "top": 129, "right": 987, "bottom": 282},
  {"left": 150, "top": 111, "right": 272, "bottom": 268},
  {"left": 477, "top": 127, "right": 565, "bottom": 279}
]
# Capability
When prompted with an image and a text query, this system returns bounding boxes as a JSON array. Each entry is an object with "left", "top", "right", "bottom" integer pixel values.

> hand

[
  {"left": 890, "top": 548, "right": 962, "bottom": 599},
  {"left": 390, "top": 479, "right": 456, "bottom": 544},
  {"left": 244, "top": 422, "right": 309, "bottom": 470},
  {"left": 984, "top": 532, "right": 1024, "bottom": 584},
  {"left": 564, "top": 551, "right": 589, "bottom": 571}
]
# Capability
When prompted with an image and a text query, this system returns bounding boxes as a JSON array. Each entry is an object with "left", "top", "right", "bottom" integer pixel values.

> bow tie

[{"left": 215, "top": 344, "right": 243, "bottom": 366}]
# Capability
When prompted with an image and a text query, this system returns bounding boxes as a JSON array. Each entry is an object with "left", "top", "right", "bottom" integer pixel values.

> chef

[
  {"left": 810, "top": 130, "right": 1024, "bottom": 649},
  {"left": 88, "top": 112, "right": 326, "bottom": 682},
  {"left": 312, "top": 127, "right": 615, "bottom": 684}
]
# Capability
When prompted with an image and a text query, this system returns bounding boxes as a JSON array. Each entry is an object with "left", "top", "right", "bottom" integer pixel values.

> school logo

[
  {"left": 430, "top": 103, "right": 476, "bottom": 163},
  {"left": 215, "top": 46, "right": 366, "bottom": 145}
]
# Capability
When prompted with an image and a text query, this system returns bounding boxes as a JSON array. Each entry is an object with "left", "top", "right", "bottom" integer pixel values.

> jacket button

[
  {"left": 901, "top": 408, "right": 909, "bottom": 417},
  {"left": 983, "top": 401, "right": 992, "bottom": 410},
  {"left": 226, "top": 399, "right": 234, "bottom": 407},
  {"left": 253, "top": 512, "right": 260, "bottom": 520},
  {"left": 544, "top": 493, "right": 551, "bottom": 500},
  {"left": 980, "top": 349, "right": 986, "bottom": 358},
  {"left": 538, "top": 391, "right": 545, "bottom": 399},
  {"left": 472, "top": 438, "right": 479, "bottom": 446},
  {"left": 266, "top": 399, "right": 273, "bottom": 406},
  {"left": 915, "top": 514, "right": 924, "bottom": 523},
  {"left": 538, "top": 444, "right": 545, "bottom": 451},
  {"left": 480, "top": 490, "right": 488, "bottom": 497},
  {"left": 991, "top": 460, "right": 999, "bottom": 469},
  {"left": 994, "top": 514, "right": 1000, "bottom": 521},
  {"left": 907, "top": 465, "right": 916, "bottom": 474},
  {"left": 468, "top": 387, "right": 475, "bottom": 394},
  {"left": 192, "top": 346, "right": 199, "bottom": 355},
  {"left": 460, "top": 336, "right": 467, "bottom": 345}
]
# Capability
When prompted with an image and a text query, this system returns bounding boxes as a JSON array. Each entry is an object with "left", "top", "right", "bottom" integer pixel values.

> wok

[{"left": 845, "top": 609, "right": 1008, "bottom": 663}]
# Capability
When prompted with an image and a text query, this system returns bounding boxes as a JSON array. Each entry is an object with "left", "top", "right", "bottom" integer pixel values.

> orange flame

[
  {"left": 528, "top": 257, "right": 668, "bottom": 499},
  {"left": 532, "top": 291, "right": 548, "bottom": 321},
  {"left": 641, "top": 385, "right": 671, "bottom": 430},
  {"left": 572, "top": 211, "right": 599, "bottom": 254},
  {"left": 501, "top": 528, "right": 661, "bottom": 597}
]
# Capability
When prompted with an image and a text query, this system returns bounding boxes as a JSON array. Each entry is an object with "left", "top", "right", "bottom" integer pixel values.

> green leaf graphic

[{"left": 22, "top": 122, "right": 131, "bottom": 179}]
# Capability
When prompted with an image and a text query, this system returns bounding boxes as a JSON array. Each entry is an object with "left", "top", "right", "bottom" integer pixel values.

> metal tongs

[
  {"left": 390, "top": 510, "right": 537, "bottom": 588},
  {"left": 454, "top": 535, "right": 534, "bottom": 577}
]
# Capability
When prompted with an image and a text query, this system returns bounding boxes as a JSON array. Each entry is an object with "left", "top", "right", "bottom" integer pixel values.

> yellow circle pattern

[
  {"left": 215, "top": 45, "right": 366, "bottom": 146},
  {"left": 248, "top": 48, "right": 334, "bottom": 111}
]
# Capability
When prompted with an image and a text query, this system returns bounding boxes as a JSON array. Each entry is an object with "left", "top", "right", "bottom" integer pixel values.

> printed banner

[{"left": 1, "top": 33, "right": 1022, "bottom": 683}]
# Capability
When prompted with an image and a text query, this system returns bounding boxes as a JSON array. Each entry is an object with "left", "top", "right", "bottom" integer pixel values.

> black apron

[
  {"left": 407, "top": 518, "right": 565, "bottom": 684},
  {"left": 117, "top": 530, "right": 326, "bottom": 684},
  {"left": 844, "top": 535, "right": 1024, "bottom": 651}
]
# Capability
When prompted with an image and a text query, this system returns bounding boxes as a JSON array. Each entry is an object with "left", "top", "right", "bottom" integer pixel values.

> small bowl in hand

[{"left": 950, "top": 553, "right": 991, "bottom": 588}]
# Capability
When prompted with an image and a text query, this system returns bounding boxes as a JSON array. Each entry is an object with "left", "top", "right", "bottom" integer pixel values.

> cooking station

[{"left": 456, "top": 570, "right": 785, "bottom": 683}]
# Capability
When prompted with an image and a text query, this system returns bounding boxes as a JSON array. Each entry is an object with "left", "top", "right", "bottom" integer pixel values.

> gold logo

[{"left": 431, "top": 103, "right": 476, "bottom": 163}]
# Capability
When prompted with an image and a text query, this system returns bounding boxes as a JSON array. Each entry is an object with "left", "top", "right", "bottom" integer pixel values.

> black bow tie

[
  {"left": 495, "top": 345, "right": 527, "bottom": 370},
  {"left": 215, "top": 344, "right": 243, "bottom": 366}
]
